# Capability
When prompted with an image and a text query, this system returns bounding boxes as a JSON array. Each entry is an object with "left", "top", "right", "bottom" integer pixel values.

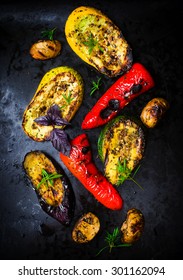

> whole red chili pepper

[
  {"left": 82, "top": 62, "right": 155, "bottom": 129},
  {"left": 60, "top": 133, "right": 123, "bottom": 210}
]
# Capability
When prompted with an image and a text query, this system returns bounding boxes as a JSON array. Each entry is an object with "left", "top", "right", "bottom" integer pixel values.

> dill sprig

[{"left": 96, "top": 227, "right": 131, "bottom": 256}]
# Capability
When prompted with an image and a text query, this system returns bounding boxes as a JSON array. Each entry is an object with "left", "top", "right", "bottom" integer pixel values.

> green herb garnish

[
  {"left": 116, "top": 159, "right": 143, "bottom": 190},
  {"left": 62, "top": 91, "right": 74, "bottom": 105},
  {"left": 41, "top": 27, "right": 57, "bottom": 40},
  {"left": 96, "top": 227, "right": 131, "bottom": 256},
  {"left": 83, "top": 33, "right": 104, "bottom": 54},
  {"left": 90, "top": 77, "right": 102, "bottom": 96},
  {"left": 37, "top": 169, "right": 62, "bottom": 189}
]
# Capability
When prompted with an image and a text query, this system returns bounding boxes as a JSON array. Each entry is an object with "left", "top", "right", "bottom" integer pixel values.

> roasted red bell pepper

[
  {"left": 82, "top": 62, "right": 155, "bottom": 129},
  {"left": 60, "top": 133, "right": 123, "bottom": 210}
]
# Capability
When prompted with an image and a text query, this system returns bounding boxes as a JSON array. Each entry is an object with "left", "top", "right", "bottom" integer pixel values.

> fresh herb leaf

[
  {"left": 47, "top": 128, "right": 71, "bottom": 156},
  {"left": 34, "top": 104, "right": 71, "bottom": 126},
  {"left": 90, "top": 77, "right": 102, "bottom": 96},
  {"left": 37, "top": 168, "right": 62, "bottom": 189},
  {"left": 96, "top": 227, "right": 131, "bottom": 256},
  {"left": 41, "top": 27, "right": 57, "bottom": 40},
  {"left": 61, "top": 91, "right": 75, "bottom": 106},
  {"left": 116, "top": 159, "right": 143, "bottom": 190},
  {"left": 34, "top": 104, "right": 71, "bottom": 156},
  {"left": 83, "top": 33, "right": 104, "bottom": 55}
]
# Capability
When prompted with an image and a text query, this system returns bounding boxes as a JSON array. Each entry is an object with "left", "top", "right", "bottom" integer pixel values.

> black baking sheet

[{"left": 0, "top": 0, "right": 183, "bottom": 260}]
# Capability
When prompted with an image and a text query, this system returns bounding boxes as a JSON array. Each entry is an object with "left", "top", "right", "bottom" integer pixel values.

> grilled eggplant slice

[
  {"left": 98, "top": 115, "right": 145, "bottom": 185},
  {"left": 65, "top": 6, "right": 133, "bottom": 77},
  {"left": 140, "top": 97, "right": 169, "bottom": 128},
  {"left": 30, "top": 39, "right": 61, "bottom": 60},
  {"left": 72, "top": 212, "right": 100, "bottom": 243},
  {"left": 22, "top": 66, "right": 84, "bottom": 141},
  {"left": 23, "top": 151, "right": 75, "bottom": 225},
  {"left": 121, "top": 208, "right": 144, "bottom": 243}
]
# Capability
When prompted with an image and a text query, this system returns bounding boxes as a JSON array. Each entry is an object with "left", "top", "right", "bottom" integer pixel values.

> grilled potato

[
  {"left": 30, "top": 39, "right": 61, "bottom": 60},
  {"left": 72, "top": 212, "right": 100, "bottom": 243},
  {"left": 23, "top": 150, "right": 75, "bottom": 225},
  {"left": 65, "top": 6, "right": 133, "bottom": 77},
  {"left": 22, "top": 66, "right": 84, "bottom": 141},
  {"left": 98, "top": 115, "right": 145, "bottom": 185},
  {"left": 140, "top": 97, "right": 169, "bottom": 128},
  {"left": 121, "top": 208, "right": 144, "bottom": 244}
]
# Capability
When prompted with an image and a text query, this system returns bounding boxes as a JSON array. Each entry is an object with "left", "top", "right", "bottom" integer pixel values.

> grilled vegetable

[
  {"left": 30, "top": 39, "right": 61, "bottom": 60},
  {"left": 65, "top": 6, "right": 133, "bottom": 77},
  {"left": 72, "top": 212, "right": 100, "bottom": 243},
  {"left": 22, "top": 66, "right": 84, "bottom": 141},
  {"left": 98, "top": 115, "right": 145, "bottom": 185},
  {"left": 140, "top": 97, "right": 169, "bottom": 128},
  {"left": 121, "top": 208, "right": 144, "bottom": 243},
  {"left": 60, "top": 133, "right": 123, "bottom": 210},
  {"left": 23, "top": 151, "right": 75, "bottom": 225},
  {"left": 82, "top": 63, "right": 155, "bottom": 129}
]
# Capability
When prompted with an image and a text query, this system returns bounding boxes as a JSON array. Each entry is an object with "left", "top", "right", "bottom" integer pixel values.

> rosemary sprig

[
  {"left": 90, "top": 77, "right": 102, "bottom": 96},
  {"left": 41, "top": 27, "right": 57, "bottom": 40},
  {"left": 37, "top": 168, "right": 62, "bottom": 189},
  {"left": 96, "top": 227, "right": 131, "bottom": 256},
  {"left": 62, "top": 91, "right": 74, "bottom": 105},
  {"left": 116, "top": 159, "right": 143, "bottom": 190},
  {"left": 83, "top": 33, "right": 104, "bottom": 54}
]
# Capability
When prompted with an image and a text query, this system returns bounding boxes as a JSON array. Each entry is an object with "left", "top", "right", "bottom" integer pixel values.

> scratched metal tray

[{"left": 0, "top": 0, "right": 182, "bottom": 260}]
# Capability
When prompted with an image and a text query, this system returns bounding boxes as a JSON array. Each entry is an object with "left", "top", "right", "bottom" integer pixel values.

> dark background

[{"left": 0, "top": 0, "right": 183, "bottom": 260}]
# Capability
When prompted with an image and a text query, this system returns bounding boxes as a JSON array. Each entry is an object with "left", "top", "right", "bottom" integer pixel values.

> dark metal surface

[{"left": 0, "top": 0, "right": 182, "bottom": 260}]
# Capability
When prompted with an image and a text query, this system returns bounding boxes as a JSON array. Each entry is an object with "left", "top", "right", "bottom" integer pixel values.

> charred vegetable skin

[
  {"left": 121, "top": 208, "right": 144, "bottom": 243},
  {"left": 60, "top": 133, "right": 123, "bottom": 210},
  {"left": 82, "top": 63, "right": 155, "bottom": 129},
  {"left": 72, "top": 212, "right": 100, "bottom": 243},
  {"left": 65, "top": 6, "right": 133, "bottom": 77},
  {"left": 98, "top": 115, "right": 145, "bottom": 185},
  {"left": 140, "top": 97, "right": 169, "bottom": 128},
  {"left": 23, "top": 151, "right": 75, "bottom": 225}
]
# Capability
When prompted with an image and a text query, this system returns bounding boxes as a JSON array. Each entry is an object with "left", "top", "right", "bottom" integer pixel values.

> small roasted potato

[
  {"left": 121, "top": 208, "right": 144, "bottom": 244},
  {"left": 140, "top": 97, "right": 169, "bottom": 128},
  {"left": 72, "top": 212, "right": 100, "bottom": 243},
  {"left": 30, "top": 39, "right": 61, "bottom": 60}
]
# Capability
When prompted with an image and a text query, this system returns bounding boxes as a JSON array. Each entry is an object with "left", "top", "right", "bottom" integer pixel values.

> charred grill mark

[{"left": 82, "top": 146, "right": 90, "bottom": 154}]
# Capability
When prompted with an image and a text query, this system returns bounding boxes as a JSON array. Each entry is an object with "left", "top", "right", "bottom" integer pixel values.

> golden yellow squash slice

[
  {"left": 65, "top": 6, "right": 133, "bottom": 77},
  {"left": 22, "top": 66, "right": 84, "bottom": 141}
]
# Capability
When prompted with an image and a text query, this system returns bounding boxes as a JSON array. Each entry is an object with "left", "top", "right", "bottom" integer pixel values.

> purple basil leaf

[
  {"left": 34, "top": 104, "right": 71, "bottom": 127},
  {"left": 48, "top": 128, "right": 71, "bottom": 156},
  {"left": 47, "top": 105, "right": 70, "bottom": 126},
  {"left": 34, "top": 115, "right": 52, "bottom": 126}
]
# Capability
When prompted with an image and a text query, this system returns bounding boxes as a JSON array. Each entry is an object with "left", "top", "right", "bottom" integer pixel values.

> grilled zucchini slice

[
  {"left": 72, "top": 212, "right": 100, "bottom": 243},
  {"left": 65, "top": 6, "right": 133, "bottom": 77},
  {"left": 22, "top": 66, "right": 84, "bottom": 141},
  {"left": 23, "top": 151, "right": 75, "bottom": 225},
  {"left": 98, "top": 115, "right": 145, "bottom": 185}
]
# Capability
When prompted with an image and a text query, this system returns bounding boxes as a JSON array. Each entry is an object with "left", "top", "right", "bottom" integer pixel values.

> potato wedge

[
  {"left": 65, "top": 6, "right": 133, "bottom": 77},
  {"left": 72, "top": 212, "right": 100, "bottom": 243},
  {"left": 23, "top": 150, "right": 75, "bottom": 225},
  {"left": 22, "top": 66, "right": 84, "bottom": 141},
  {"left": 121, "top": 208, "right": 144, "bottom": 244}
]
